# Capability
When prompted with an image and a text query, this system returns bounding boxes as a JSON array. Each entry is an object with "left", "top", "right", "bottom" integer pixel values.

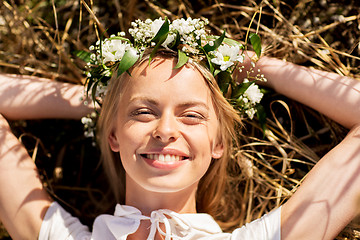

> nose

[{"left": 152, "top": 113, "right": 180, "bottom": 143}]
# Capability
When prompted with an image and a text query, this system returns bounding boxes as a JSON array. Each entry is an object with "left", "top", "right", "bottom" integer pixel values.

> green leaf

[
  {"left": 249, "top": 33, "right": 262, "bottom": 58},
  {"left": 203, "top": 30, "right": 226, "bottom": 53},
  {"left": 91, "top": 81, "right": 99, "bottom": 104},
  {"left": 169, "top": 30, "right": 181, "bottom": 50},
  {"left": 149, "top": 18, "right": 170, "bottom": 64},
  {"left": 214, "top": 69, "right": 221, "bottom": 77},
  {"left": 223, "top": 38, "right": 244, "bottom": 48},
  {"left": 86, "top": 77, "right": 94, "bottom": 95},
  {"left": 149, "top": 44, "right": 160, "bottom": 65},
  {"left": 174, "top": 50, "right": 189, "bottom": 69},
  {"left": 256, "top": 104, "right": 267, "bottom": 134},
  {"left": 107, "top": 36, "right": 131, "bottom": 43},
  {"left": 117, "top": 49, "right": 139, "bottom": 76},
  {"left": 151, "top": 17, "right": 170, "bottom": 44},
  {"left": 232, "top": 81, "right": 254, "bottom": 99},
  {"left": 204, "top": 51, "right": 214, "bottom": 74},
  {"left": 74, "top": 50, "right": 91, "bottom": 62},
  {"left": 217, "top": 71, "right": 231, "bottom": 94}
]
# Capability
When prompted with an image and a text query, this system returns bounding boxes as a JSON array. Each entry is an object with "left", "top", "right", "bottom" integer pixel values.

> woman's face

[{"left": 108, "top": 58, "right": 223, "bottom": 194}]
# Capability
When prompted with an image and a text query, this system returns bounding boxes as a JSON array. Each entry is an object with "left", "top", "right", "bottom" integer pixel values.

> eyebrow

[{"left": 129, "top": 96, "right": 210, "bottom": 110}]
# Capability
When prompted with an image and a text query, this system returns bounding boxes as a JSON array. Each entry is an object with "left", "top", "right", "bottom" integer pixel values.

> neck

[{"left": 125, "top": 177, "right": 198, "bottom": 216}]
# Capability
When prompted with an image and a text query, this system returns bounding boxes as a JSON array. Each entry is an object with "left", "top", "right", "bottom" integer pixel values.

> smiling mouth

[{"left": 141, "top": 154, "right": 189, "bottom": 162}]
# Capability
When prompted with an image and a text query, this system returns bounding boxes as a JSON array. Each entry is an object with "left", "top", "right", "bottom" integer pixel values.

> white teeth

[
  {"left": 165, "top": 154, "right": 171, "bottom": 162},
  {"left": 146, "top": 154, "right": 182, "bottom": 162}
]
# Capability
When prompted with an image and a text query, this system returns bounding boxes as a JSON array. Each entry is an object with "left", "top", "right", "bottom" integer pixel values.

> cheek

[
  {"left": 117, "top": 121, "right": 153, "bottom": 155},
  {"left": 183, "top": 126, "right": 216, "bottom": 162}
]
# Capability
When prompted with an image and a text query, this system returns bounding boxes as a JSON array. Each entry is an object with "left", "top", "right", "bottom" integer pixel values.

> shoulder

[
  {"left": 39, "top": 202, "right": 91, "bottom": 240},
  {"left": 231, "top": 207, "right": 281, "bottom": 240}
]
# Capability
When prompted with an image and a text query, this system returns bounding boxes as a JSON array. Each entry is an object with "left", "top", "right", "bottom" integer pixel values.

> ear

[
  {"left": 108, "top": 129, "right": 120, "bottom": 152},
  {"left": 212, "top": 142, "right": 224, "bottom": 159}
]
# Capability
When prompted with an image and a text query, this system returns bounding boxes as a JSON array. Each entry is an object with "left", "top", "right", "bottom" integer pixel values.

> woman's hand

[{"left": 254, "top": 56, "right": 360, "bottom": 129}]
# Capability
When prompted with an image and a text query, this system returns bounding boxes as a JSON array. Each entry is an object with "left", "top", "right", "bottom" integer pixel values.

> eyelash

[
  {"left": 131, "top": 109, "right": 155, "bottom": 116},
  {"left": 130, "top": 108, "right": 206, "bottom": 124},
  {"left": 182, "top": 112, "right": 205, "bottom": 119}
]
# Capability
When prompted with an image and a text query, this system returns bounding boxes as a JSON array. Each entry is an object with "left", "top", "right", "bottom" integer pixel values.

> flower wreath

[{"left": 77, "top": 17, "right": 266, "bottom": 138}]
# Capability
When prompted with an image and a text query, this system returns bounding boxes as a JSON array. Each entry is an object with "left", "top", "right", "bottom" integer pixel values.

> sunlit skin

[{"left": 108, "top": 58, "right": 224, "bottom": 219}]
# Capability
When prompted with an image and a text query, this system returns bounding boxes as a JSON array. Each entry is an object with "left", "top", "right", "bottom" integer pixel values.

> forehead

[{"left": 123, "top": 58, "right": 213, "bottom": 104}]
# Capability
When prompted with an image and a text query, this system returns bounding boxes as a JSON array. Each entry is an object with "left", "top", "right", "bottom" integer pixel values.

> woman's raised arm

[
  {"left": 0, "top": 114, "right": 52, "bottom": 239},
  {"left": 250, "top": 56, "right": 360, "bottom": 239},
  {"left": 255, "top": 56, "right": 360, "bottom": 129},
  {"left": 0, "top": 74, "right": 93, "bottom": 120},
  {"left": 0, "top": 74, "right": 92, "bottom": 239}
]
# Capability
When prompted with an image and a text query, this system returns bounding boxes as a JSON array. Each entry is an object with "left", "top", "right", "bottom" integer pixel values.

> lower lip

[{"left": 142, "top": 156, "right": 187, "bottom": 170}]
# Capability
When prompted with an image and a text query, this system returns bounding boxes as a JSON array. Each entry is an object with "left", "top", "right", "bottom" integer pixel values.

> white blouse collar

[{"left": 92, "top": 204, "right": 223, "bottom": 239}]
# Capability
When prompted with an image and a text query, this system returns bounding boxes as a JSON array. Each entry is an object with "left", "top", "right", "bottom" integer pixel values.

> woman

[{"left": 1, "top": 21, "right": 360, "bottom": 240}]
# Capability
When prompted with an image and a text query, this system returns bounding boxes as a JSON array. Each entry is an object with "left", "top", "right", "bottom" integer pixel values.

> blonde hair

[{"left": 97, "top": 50, "right": 243, "bottom": 230}]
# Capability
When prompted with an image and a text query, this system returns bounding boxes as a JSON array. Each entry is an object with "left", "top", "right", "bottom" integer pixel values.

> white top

[{"left": 39, "top": 201, "right": 281, "bottom": 240}]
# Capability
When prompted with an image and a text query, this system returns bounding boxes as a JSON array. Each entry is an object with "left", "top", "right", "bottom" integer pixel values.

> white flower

[
  {"left": 211, "top": 45, "right": 244, "bottom": 71},
  {"left": 128, "top": 17, "right": 209, "bottom": 49},
  {"left": 94, "top": 82, "right": 109, "bottom": 98},
  {"left": 127, "top": 47, "right": 139, "bottom": 57},
  {"left": 170, "top": 18, "right": 208, "bottom": 48},
  {"left": 81, "top": 116, "right": 92, "bottom": 125},
  {"left": 90, "top": 112, "right": 97, "bottom": 118},
  {"left": 150, "top": 18, "right": 165, "bottom": 36},
  {"left": 244, "top": 82, "right": 263, "bottom": 104},
  {"left": 103, "top": 68, "right": 112, "bottom": 77},
  {"left": 172, "top": 18, "right": 195, "bottom": 36},
  {"left": 162, "top": 33, "right": 175, "bottom": 47},
  {"left": 129, "top": 18, "right": 176, "bottom": 47},
  {"left": 84, "top": 130, "right": 94, "bottom": 138},
  {"left": 151, "top": 18, "right": 176, "bottom": 47},
  {"left": 90, "top": 53, "right": 96, "bottom": 61},
  {"left": 241, "top": 96, "right": 248, "bottom": 104},
  {"left": 245, "top": 108, "right": 256, "bottom": 119},
  {"left": 100, "top": 39, "right": 131, "bottom": 63},
  {"left": 96, "top": 85, "right": 108, "bottom": 98}
]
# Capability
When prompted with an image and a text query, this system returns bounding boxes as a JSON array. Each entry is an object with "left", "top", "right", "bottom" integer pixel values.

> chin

[{"left": 142, "top": 179, "right": 197, "bottom": 194}]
